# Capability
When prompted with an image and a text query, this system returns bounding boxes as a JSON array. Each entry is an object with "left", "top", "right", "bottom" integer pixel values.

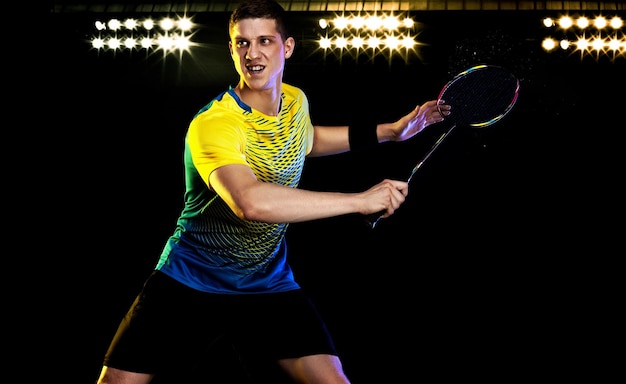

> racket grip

[{"left": 364, "top": 210, "right": 385, "bottom": 229}]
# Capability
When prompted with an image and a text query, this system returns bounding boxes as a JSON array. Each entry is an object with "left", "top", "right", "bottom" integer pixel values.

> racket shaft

[
  {"left": 407, "top": 129, "right": 450, "bottom": 183},
  {"left": 365, "top": 211, "right": 385, "bottom": 228},
  {"left": 366, "top": 128, "right": 453, "bottom": 229}
]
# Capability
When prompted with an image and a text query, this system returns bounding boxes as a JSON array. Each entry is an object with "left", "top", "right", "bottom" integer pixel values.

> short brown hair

[{"left": 229, "top": 0, "right": 290, "bottom": 41}]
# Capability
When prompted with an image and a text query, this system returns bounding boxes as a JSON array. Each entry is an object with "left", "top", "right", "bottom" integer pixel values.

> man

[{"left": 96, "top": 1, "right": 450, "bottom": 383}]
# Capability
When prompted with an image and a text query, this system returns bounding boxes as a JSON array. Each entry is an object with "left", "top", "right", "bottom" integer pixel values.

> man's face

[{"left": 229, "top": 18, "right": 294, "bottom": 92}]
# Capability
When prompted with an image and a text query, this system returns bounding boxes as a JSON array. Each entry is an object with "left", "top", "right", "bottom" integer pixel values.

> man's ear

[
  {"left": 228, "top": 41, "right": 233, "bottom": 55},
  {"left": 284, "top": 37, "right": 295, "bottom": 59}
]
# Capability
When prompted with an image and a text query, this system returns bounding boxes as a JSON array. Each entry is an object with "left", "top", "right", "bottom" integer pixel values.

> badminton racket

[{"left": 366, "top": 64, "right": 520, "bottom": 228}]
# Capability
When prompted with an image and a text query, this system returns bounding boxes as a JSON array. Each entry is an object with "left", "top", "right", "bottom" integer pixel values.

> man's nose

[{"left": 245, "top": 42, "right": 260, "bottom": 59}]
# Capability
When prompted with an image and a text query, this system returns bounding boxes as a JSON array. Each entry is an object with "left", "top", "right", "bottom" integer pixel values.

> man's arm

[
  {"left": 209, "top": 164, "right": 408, "bottom": 224},
  {"left": 308, "top": 99, "right": 450, "bottom": 157}
]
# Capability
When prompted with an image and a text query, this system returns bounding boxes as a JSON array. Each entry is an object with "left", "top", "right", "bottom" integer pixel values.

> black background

[{"left": 42, "top": 9, "right": 624, "bottom": 383}]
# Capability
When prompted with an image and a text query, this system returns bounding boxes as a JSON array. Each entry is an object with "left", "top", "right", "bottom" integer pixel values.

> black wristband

[{"left": 349, "top": 122, "right": 378, "bottom": 152}]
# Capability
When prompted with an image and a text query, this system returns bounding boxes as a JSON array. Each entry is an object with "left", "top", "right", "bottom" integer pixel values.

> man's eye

[
  {"left": 260, "top": 38, "right": 270, "bottom": 44},
  {"left": 236, "top": 41, "right": 248, "bottom": 48}
]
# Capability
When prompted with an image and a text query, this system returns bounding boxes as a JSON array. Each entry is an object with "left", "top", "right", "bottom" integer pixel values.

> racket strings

[{"left": 442, "top": 67, "right": 519, "bottom": 127}]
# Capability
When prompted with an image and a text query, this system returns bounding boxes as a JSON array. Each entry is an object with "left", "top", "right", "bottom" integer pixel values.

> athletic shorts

[{"left": 102, "top": 271, "right": 338, "bottom": 381}]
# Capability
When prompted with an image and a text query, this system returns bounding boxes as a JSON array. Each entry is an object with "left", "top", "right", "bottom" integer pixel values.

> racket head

[{"left": 437, "top": 65, "right": 519, "bottom": 128}]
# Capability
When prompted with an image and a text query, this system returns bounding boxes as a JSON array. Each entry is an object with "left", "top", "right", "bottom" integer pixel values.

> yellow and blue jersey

[{"left": 156, "top": 84, "right": 314, "bottom": 294}]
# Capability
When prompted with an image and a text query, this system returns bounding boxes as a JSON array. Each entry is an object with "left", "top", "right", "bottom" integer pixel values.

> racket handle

[{"left": 364, "top": 210, "right": 385, "bottom": 229}]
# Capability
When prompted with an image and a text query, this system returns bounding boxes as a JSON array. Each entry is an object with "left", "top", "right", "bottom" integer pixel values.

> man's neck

[{"left": 235, "top": 83, "right": 282, "bottom": 116}]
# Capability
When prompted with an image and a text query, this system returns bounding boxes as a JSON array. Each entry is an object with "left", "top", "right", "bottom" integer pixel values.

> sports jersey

[{"left": 156, "top": 83, "right": 315, "bottom": 294}]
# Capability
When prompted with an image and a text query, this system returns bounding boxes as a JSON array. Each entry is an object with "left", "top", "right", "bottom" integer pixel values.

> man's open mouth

[{"left": 247, "top": 65, "right": 265, "bottom": 73}]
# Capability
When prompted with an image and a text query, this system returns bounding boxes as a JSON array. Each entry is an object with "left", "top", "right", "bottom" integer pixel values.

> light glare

[
  {"left": 318, "top": 12, "right": 420, "bottom": 62},
  {"left": 542, "top": 13, "right": 625, "bottom": 60},
  {"left": 91, "top": 15, "right": 197, "bottom": 56}
]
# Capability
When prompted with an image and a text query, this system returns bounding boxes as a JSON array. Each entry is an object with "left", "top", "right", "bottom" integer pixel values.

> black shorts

[{"left": 102, "top": 271, "right": 337, "bottom": 381}]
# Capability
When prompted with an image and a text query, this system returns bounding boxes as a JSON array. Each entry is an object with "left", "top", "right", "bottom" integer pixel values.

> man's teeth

[{"left": 249, "top": 65, "right": 264, "bottom": 72}]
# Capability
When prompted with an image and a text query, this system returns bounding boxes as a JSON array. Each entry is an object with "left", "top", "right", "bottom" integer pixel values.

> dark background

[{"left": 42, "top": 8, "right": 623, "bottom": 383}]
